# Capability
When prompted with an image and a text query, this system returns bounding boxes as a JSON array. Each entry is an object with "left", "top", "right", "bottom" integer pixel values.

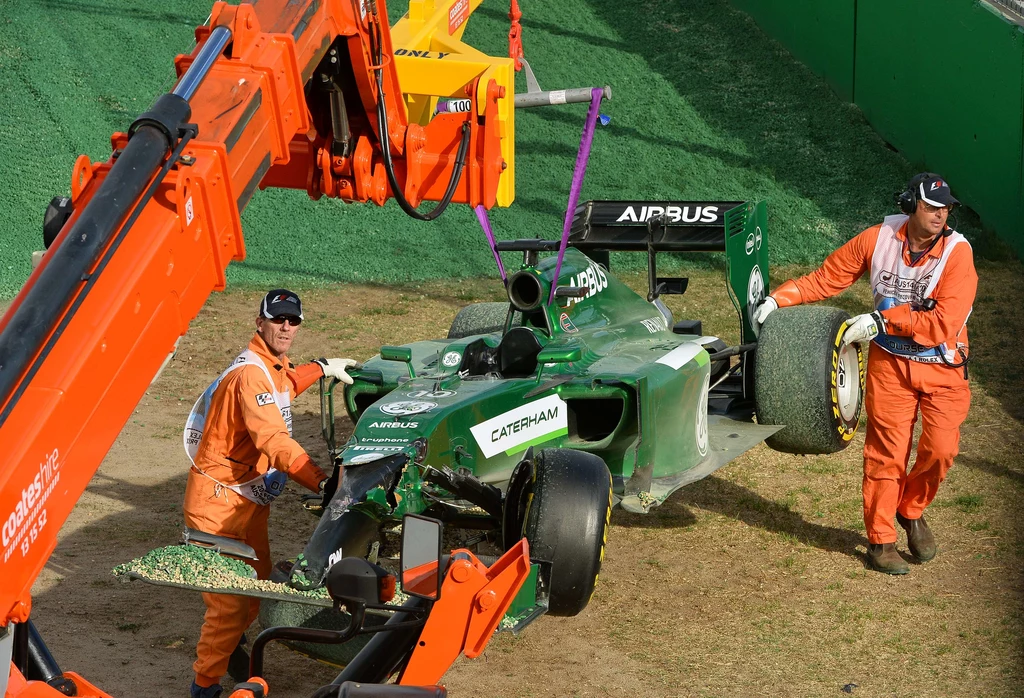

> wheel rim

[
  {"left": 696, "top": 373, "right": 709, "bottom": 456},
  {"left": 836, "top": 343, "right": 860, "bottom": 422}
]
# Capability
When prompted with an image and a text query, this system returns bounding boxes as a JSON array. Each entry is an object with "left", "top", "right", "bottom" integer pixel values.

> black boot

[
  {"left": 866, "top": 543, "right": 909, "bottom": 575},
  {"left": 897, "top": 513, "right": 937, "bottom": 562},
  {"left": 227, "top": 634, "right": 251, "bottom": 683},
  {"left": 190, "top": 682, "right": 222, "bottom": 698}
]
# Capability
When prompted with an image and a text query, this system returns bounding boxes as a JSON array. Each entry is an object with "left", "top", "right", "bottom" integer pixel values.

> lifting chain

[{"left": 508, "top": 0, "right": 524, "bottom": 71}]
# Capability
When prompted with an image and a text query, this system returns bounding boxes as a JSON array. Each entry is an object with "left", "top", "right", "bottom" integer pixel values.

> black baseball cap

[
  {"left": 259, "top": 289, "right": 303, "bottom": 320},
  {"left": 916, "top": 174, "right": 960, "bottom": 208}
]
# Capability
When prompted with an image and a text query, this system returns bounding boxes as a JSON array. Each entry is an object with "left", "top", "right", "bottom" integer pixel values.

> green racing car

[{"left": 268, "top": 197, "right": 867, "bottom": 638}]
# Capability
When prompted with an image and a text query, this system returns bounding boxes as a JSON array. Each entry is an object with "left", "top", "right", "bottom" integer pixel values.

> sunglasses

[{"left": 267, "top": 315, "right": 302, "bottom": 327}]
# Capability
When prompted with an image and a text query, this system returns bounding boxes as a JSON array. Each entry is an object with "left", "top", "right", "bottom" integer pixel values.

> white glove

[
  {"left": 315, "top": 357, "right": 358, "bottom": 385},
  {"left": 843, "top": 312, "right": 884, "bottom": 345},
  {"left": 753, "top": 296, "right": 779, "bottom": 330}
]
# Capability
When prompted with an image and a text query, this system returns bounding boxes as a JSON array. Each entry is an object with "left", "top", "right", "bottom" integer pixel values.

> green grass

[
  {"left": 0, "top": 0, "right": 1011, "bottom": 299},
  {"left": 944, "top": 494, "right": 985, "bottom": 514}
]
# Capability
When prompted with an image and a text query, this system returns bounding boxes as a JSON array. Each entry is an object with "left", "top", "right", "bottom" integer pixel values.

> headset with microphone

[
  {"left": 892, "top": 174, "right": 970, "bottom": 374},
  {"left": 893, "top": 172, "right": 959, "bottom": 237}
]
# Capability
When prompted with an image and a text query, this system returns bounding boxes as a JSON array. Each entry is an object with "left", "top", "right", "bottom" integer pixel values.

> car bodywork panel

[
  {"left": 342, "top": 249, "right": 713, "bottom": 502},
  {"left": 293, "top": 201, "right": 780, "bottom": 589}
]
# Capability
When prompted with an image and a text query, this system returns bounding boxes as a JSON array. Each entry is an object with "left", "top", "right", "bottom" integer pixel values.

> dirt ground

[{"left": 28, "top": 262, "right": 1024, "bottom": 697}]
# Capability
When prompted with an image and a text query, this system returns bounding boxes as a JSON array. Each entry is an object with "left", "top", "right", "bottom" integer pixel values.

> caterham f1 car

[{"left": 261, "top": 198, "right": 866, "bottom": 653}]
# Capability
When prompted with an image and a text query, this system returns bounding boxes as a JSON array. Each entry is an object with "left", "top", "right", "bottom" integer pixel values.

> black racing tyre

[
  {"left": 507, "top": 448, "right": 612, "bottom": 617},
  {"left": 755, "top": 306, "right": 865, "bottom": 454},
  {"left": 447, "top": 302, "right": 521, "bottom": 339}
]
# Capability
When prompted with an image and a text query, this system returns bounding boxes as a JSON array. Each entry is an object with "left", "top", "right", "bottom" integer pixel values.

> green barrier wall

[
  {"left": 855, "top": 1, "right": 1023, "bottom": 254},
  {"left": 729, "top": 0, "right": 856, "bottom": 101},
  {"left": 729, "top": 0, "right": 1024, "bottom": 256}
]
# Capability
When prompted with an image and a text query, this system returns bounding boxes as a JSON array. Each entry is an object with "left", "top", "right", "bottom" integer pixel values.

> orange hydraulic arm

[
  {"left": 0, "top": 0, "right": 513, "bottom": 665},
  {"left": 221, "top": 540, "right": 531, "bottom": 697},
  {"left": 398, "top": 540, "right": 531, "bottom": 686}
]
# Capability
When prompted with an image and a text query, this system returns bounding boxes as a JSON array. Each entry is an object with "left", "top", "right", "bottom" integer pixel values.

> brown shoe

[
  {"left": 866, "top": 543, "right": 910, "bottom": 575},
  {"left": 897, "top": 513, "right": 936, "bottom": 562}
]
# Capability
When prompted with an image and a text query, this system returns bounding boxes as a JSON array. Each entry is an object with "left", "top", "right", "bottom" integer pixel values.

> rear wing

[
  {"left": 495, "top": 200, "right": 770, "bottom": 344},
  {"left": 567, "top": 200, "right": 743, "bottom": 252}
]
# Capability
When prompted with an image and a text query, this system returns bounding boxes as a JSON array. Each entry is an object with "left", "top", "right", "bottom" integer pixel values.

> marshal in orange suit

[
  {"left": 754, "top": 174, "right": 976, "bottom": 575},
  {"left": 183, "top": 289, "right": 357, "bottom": 697}
]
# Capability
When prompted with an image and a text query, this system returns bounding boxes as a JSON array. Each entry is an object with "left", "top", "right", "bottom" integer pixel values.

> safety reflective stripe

[{"left": 870, "top": 216, "right": 970, "bottom": 364}]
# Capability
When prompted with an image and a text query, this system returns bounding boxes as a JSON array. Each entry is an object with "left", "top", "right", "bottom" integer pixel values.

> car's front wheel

[{"left": 503, "top": 448, "right": 612, "bottom": 616}]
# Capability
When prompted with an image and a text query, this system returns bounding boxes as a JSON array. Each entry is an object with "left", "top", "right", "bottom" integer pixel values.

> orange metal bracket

[
  {"left": 69, "top": 156, "right": 95, "bottom": 202},
  {"left": 398, "top": 539, "right": 530, "bottom": 686}
]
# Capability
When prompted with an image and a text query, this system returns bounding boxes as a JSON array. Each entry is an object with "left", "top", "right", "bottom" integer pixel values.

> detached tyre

[
  {"left": 755, "top": 306, "right": 864, "bottom": 454},
  {"left": 504, "top": 449, "right": 612, "bottom": 617},
  {"left": 447, "top": 302, "right": 520, "bottom": 339}
]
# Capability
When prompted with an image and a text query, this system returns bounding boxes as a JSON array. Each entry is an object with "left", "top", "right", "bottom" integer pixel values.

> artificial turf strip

[{"left": 0, "top": 0, "right": 997, "bottom": 299}]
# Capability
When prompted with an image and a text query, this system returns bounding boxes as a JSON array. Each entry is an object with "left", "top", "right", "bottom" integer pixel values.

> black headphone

[
  {"left": 894, "top": 172, "right": 933, "bottom": 215},
  {"left": 894, "top": 172, "right": 958, "bottom": 236}
]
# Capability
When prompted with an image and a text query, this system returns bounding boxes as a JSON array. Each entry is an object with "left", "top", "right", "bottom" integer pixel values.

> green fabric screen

[
  {"left": 855, "top": 0, "right": 1023, "bottom": 255},
  {"left": 729, "top": 0, "right": 1023, "bottom": 256},
  {"left": 728, "top": 0, "right": 856, "bottom": 101}
]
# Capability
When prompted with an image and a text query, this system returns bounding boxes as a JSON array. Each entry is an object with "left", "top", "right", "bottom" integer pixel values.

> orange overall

[
  {"left": 774, "top": 219, "right": 976, "bottom": 544},
  {"left": 184, "top": 333, "right": 325, "bottom": 688}
]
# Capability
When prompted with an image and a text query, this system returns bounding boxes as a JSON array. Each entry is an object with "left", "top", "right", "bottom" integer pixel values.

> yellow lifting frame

[{"left": 391, "top": 0, "right": 516, "bottom": 206}]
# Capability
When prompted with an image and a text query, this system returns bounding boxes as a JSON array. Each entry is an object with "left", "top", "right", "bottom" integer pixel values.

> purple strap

[
  {"left": 475, "top": 205, "right": 507, "bottom": 284},
  {"left": 549, "top": 87, "right": 605, "bottom": 304}
]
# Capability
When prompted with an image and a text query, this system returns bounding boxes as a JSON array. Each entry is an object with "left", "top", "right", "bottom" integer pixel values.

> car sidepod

[{"left": 611, "top": 340, "right": 712, "bottom": 513}]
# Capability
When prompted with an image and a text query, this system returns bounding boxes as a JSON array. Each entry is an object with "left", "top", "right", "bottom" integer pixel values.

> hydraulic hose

[{"left": 367, "top": 9, "right": 470, "bottom": 220}]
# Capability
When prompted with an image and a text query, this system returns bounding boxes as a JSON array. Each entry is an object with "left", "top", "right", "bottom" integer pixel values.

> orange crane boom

[{"left": 0, "top": 0, "right": 515, "bottom": 685}]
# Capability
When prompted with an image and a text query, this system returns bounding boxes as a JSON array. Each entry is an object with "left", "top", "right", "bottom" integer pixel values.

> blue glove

[{"left": 263, "top": 469, "right": 288, "bottom": 501}]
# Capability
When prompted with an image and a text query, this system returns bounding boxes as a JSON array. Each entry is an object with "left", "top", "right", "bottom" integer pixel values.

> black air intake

[{"left": 507, "top": 271, "right": 545, "bottom": 312}]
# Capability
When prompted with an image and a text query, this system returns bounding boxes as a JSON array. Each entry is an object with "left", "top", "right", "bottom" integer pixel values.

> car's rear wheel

[
  {"left": 755, "top": 306, "right": 865, "bottom": 454},
  {"left": 503, "top": 448, "right": 612, "bottom": 616},
  {"left": 447, "top": 302, "right": 520, "bottom": 339}
]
